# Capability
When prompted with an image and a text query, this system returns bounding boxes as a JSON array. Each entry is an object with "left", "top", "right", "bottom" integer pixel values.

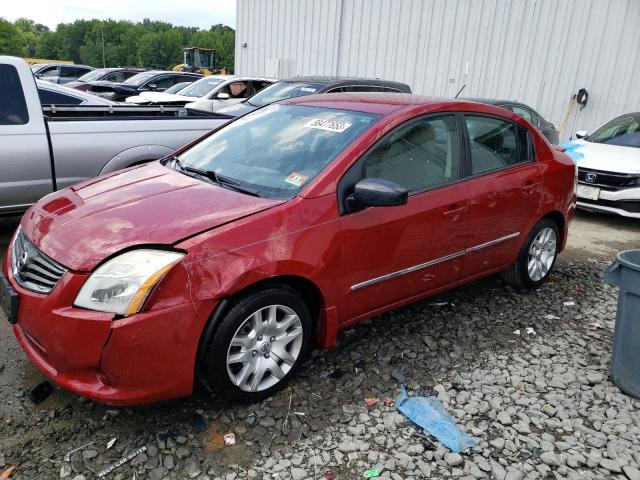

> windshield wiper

[{"left": 168, "top": 156, "right": 261, "bottom": 197}]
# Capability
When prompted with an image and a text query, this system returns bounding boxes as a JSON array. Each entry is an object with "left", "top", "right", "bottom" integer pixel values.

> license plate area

[
  {"left": 0, "top": 274, "right": 19, "bottom": 324},
  {"left": 577, "top": 184, "right": 600, "bottom": 201}
]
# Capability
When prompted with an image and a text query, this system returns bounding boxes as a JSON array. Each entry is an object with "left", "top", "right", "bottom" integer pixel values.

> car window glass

[
  {"left": 218, "top": 81, "right": 249, "bottom": 99},
  {"left": 106, "top": 72, "right": 127, "bottom": 83},
  {"left": 511, "top": 105, "right": 533, "bottom": 123},
  {"left": 252, "top": 80, "right": 273, "bottom": 92},
  {"left": 38, "top": 66, "right": 59, "bottom": 77},
  {"left": 38, "top": 88, "right": 83, "bottom": 105},
  {"left": 364, "top": 115, "right": 460, "bottom": 192},
  {"left": 148, "top": 76, "right": 175, "bottom": 89},
  {"left": 341, "top": 86, "right": 386, "bottom": 92},
  {"left": 587, "top": 114, "right": 640, "bottom": 148},
  {"left": 466, "top": 115, "right": 529, "bottom": 175},
  {"left": 0, "top": 64, "right": 29, "bottom": 125}
]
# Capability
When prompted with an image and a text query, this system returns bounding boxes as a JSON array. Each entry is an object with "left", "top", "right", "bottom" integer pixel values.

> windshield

[
  {"left": 176, "top": 104, "right": 380, "bottom": 198},
  {"left": 123, "top": 72, "right": 157, "bottom": 86},
  {"left": 586, "top": 114, "right": 640, "bottom": 148},
  {"left": 178, "top": 77, "right": 225, "bottom": 98},
  {"left": 77, "top": 69, "right": 109, "bottom": 82},
  {"left": 247, "top": 82, "right": 324, "bottom": 107}
]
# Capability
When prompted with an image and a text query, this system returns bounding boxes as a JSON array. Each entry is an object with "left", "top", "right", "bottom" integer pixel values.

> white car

[
  {"left": 127, "top": 76, "right": 275, "bottom": 110},
  {"left": 563, "top": 112, "right": 640, "bottom": 218},
  {"left": 184, "top": 76, "right": 275, "bottom": 112}
]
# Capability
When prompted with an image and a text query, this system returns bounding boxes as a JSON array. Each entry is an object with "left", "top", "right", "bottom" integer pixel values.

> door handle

[{"left": 443, "top": 204, "right": 467, "bottom": 217}]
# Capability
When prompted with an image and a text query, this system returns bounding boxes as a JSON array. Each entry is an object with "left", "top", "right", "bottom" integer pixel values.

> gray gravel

[{"left": 0, "top": 228, "right": 639, "bottom": 478}]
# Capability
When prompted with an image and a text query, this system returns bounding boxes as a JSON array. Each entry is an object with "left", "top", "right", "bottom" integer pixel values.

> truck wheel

[
  {"left": 202, "top": 285, "right": 312, "bottom": 401},
  {"left": 502, "top": 219, "right": 559, "bottom": 289}
]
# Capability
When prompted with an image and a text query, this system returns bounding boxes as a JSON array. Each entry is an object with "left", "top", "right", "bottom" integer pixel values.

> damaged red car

[{"left": 1, "top": 93, "right": 576, "bottom": 405}]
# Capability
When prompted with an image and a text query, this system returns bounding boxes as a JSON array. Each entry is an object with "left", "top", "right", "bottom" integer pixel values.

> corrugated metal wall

[{"left": 236, "top": 0, "right": 640, "bottom": 140}]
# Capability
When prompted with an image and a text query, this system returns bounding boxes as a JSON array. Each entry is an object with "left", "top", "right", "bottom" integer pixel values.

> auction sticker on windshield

[
  {"left": 306, "top": 118, "right": 352, "bottom": 132},
  {"left": 284, "top": 172, "right": 309, "bottom": 187}
]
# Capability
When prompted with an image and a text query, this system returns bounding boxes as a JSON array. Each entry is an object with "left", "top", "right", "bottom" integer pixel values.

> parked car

[
  {"left": 1, "top": 90, "right": 576, "bottom": 406},
  {"left": 163, "top": 82, "right": 193, "bottom": 94},
  {"left": 31, "top": 63, "right": 94, "bottom": 85},
  {"left": 465, "top": 98, "right": 559, "bottom": 144},
  {"left": 194, "top": 76, "right": 412, "bottom": 116},
  {"left": 127, "top": 75, "right": 275, "bottom": 108},
  {"left": 88, "top": 71, "right": 203, "bottom": 102},
  {"left": 37, "top": 80, "right": 115, "bottom": 106},
  {"left": 561, "top": 112, "right": 640, "bottom": 218},
  {"left": 0, "top": 56, "right": 230, "bottom": 214},
  {"left": 65, "top": 68, "right": 145, "bottom": 91}
]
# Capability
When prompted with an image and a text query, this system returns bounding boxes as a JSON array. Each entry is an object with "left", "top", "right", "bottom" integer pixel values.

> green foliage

[{"left": 0, "top": 16, "right": 234, "bottom": 71}]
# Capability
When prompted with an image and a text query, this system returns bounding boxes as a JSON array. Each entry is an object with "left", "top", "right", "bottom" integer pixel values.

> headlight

[{"left": 74, "top": 249, "right": 185, "bottom": 315}]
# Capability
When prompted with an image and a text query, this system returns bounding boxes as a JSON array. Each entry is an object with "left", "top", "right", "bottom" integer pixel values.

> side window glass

[
  {"left": 0, "top": 65, "right": 29, "bottom": 125},
  {"left": 228, "top": 81, "right": 249, "bottom": 98},
  {"left": 107, "top": 72, "right": 126, "bottom": 83},
  {"left": 343, "top": 86, "right": 384, "bottom": 92},
  {"left": 39, "top": 66, "right": 59, "bottom": 78},
  {"left": 465, "top": 115, "right": 529, "bottom": 175},
  {"left": 149, "top": 76, "right": 175, "bottom": 89},
  {"left": 38, "top": 89, "right": 83, "bottom": 105},
  {"left": 364, "top": 115, "right": 460, "bottom": 192},
  {"left": 252, "top": 81, "right": 272, "bottom": 93}
]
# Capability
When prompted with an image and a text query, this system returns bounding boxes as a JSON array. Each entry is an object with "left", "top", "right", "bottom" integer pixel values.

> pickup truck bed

[{"left": 0, "top": 56, "right": 231, "bottom": 214}]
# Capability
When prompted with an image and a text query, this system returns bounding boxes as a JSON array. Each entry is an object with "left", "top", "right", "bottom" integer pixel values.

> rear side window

[
  {"left": 38, "top": 88, "right": 83, "bottom": 106},
  {"left": 364, "top": 115, "right": 460, "bottom": 192},
  {"left": 105, "top": 71, "right": 127, "bottom": 83},
  {"left": 0, "top": 65, "right": 29, "bottom": 125},
  {"left": 465, "top": 115, "right": 530, "bottom": 175}
]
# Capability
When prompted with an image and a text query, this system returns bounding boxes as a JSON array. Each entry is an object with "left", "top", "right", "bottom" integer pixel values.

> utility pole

[{"left": 101, "top": 25, "right": 106, "bottom": 68}]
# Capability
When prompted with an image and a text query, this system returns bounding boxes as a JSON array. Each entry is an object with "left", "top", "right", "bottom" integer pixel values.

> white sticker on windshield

[
  {"left": 305, "top": 118, "right": 352, "bottom": 133},
  {"left": 300, "top": 87, "right": 317, "bottom": 92},
  {"left": 284, "top": 172, "right": 309, "bottom": 187}
]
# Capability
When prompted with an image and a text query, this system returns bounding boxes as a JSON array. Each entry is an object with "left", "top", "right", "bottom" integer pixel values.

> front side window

[
  {"left": 217, "top": 81, "right": 249, "bottom": 99},
  {"left": 364, "top": 115, "right": 460, "bottom": 192},
  {"left": 105, "top": 71, "right": 127, "bottom": 83},
  {"left": 176, "top": 104, "right": 380, "bottom": 199},
  {"left": 586, "top": 114, "right": 640, "bottom": 148},
  {"left": 38, "top": 66, "right": 59, "bottom": 78},
  {"left": 147, "top": 76, "right": 176, "bottom": 89},
  {"left": 247, "top": 82, "right": 324, "bottom": 107},
  {"left": 465, "top": 115, "right": 530, "bottom": 175},
  {"left": 0, "top": 65, "right": 29, "bottom": 125}
]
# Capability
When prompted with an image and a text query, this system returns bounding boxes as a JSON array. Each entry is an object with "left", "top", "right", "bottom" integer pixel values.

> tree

[{"left": 0, "top": 18, "right": 24, "bottom": 56}]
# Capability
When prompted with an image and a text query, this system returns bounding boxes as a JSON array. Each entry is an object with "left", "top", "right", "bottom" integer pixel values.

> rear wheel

[
  {"left": 202, "top": 286, "right": 312, "bottom": 401},
  {"left": 502, "top": 219, "right": 559, "bottom": 289}
]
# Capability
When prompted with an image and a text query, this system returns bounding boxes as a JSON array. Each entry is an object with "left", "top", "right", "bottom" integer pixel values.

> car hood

[
  {"left": 21, "top": 162, "right": 284, "bottom": 271},
  {"left": 562, "top": 140, "right": 640, "bottom": 174},
  {"left": 138, "top": 92, "right": 194, "bottom": 103},
  {"left": 217, "top": 101, "right": 258, "bottom": 117}
]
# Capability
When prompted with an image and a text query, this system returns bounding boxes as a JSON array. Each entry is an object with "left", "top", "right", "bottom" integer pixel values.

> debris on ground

[
  {"left": 223, "top": 433, "right": 236, "bottom": 446},
  {"left": 396, "top": 385, "right": 477, "bottom": 452},
  {"left": 95, "top": 446, "right": 146, "bottom": 478},
  {"left": 364, "top": 397, "right": 379, "bottom": 407},
  {"left": 563, "top": 299, "right": 577, "bottom": 306},
  {"left": 0, "top": 465, "right": 18, "bottom": 478},
  {"left": 363, "top": 467, "right": 381, "bottom": 477},
  {"left": 28, "top": 381, "right": 52, "bottom": 404},
  {"left": 106, "top": 438, "right": 117, "bottom": 450},
  {"left": 328, "top": 367, "right": 344, "bottom": 379},
  {"left": 63, "top": 441, "right": 95, "bottom": 462}
]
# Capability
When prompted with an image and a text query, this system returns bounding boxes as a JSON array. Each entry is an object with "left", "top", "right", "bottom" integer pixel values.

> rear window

[
  {"left": 38, "top": 88, "right": 83, "bottom": 106},
  {"left": 0, "top": 65, "right": 29, "bottom": 125}
]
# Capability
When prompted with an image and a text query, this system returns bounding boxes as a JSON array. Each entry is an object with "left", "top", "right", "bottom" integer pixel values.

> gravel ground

[{"left": 0, "top": 212, "right": 639, "bottom": 480}]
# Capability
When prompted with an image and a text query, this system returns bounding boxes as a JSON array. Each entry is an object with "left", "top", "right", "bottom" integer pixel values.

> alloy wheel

[
  {"left": 527, "top": 227, "right": 557, "bottom": 282},
  {"left": 226, "top": 304, "right": 303, "bottom": 392}
]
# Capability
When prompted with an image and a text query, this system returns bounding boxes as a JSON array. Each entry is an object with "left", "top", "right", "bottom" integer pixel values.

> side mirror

[
  {"left": 147, "top": 83, "right": 157, "bottom": 90},
  {"left": 575, "top": 130, "right": 588, "bottom": 139},
  {"left": 346, "top": 178, "right": 408, "bottom": 212},
  {"left": 216, "top": 92, "right": 230, "bottom": 100}
]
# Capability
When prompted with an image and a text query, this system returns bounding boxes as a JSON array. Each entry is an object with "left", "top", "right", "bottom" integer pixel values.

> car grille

[
  {"left": 578, "top": 167, "right": 640, "bottom": 191},
  {"left": 11, "top": 231, "right": 67, "bottom": 294}
]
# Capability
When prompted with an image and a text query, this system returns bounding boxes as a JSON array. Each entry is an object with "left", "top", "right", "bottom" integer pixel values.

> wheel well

[{"left": 541, "top": 211, "right": 565, "bottom": 244}]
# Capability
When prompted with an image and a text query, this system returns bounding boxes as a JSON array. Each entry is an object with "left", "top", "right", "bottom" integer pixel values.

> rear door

[
  {"left": 0, "top": 63, "right": 51, "bottom": 213},
  {"left": 338, "top": 114, "right": 470, "bottom": 320},
  {"left": 461, "top": 114, "right": 541, "bottom": 278}
]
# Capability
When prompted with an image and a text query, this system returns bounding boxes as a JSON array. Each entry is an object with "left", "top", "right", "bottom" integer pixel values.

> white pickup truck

[{"left": 0, "top": 56, "right": 231, "bottom": 215}]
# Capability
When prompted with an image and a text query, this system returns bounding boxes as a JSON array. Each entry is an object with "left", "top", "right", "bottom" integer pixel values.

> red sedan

[{"left": 1, "top": 94, "right": 576, "bottom": 405}]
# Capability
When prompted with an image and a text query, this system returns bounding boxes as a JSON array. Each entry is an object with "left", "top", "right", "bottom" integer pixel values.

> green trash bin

[{"left": 603, "top": 250, "right": 640, "bottom": 398}]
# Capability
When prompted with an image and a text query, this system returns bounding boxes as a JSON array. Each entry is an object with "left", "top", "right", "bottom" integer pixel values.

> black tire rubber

[
  {"left": 202, "top": 285, "right": 312, "bottom": 402},
  {"left": 501, "top": 218, "right": 560, "bottom": 289}
]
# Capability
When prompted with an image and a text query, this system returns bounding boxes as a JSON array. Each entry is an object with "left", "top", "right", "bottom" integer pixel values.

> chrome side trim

[
  {"left": 465, "top": 232, "right": 520, "bottom": 253},
  {"left": 350, "top": 232, "right": 520, "bottom": 291}
]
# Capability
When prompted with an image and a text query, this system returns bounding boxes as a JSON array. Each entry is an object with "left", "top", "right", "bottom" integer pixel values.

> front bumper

[
  {"left": 577, "top": 183, "right": 640, "bottom": 219},
  {"left": 3, "top": 250, "right": 217, "bottom": 406}
]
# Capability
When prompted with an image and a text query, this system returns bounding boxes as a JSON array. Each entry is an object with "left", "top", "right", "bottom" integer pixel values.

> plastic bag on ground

[{"left": 395, "top": 385, "right": 477, "bottom": 453}]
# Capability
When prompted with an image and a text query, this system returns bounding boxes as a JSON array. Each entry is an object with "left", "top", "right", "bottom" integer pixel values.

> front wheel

[
  {"left": 502, "top": 219, "right": 559, "bottom": 289},
  {"left": 202, "top": 286, "right": 312, "bottom": 402}
]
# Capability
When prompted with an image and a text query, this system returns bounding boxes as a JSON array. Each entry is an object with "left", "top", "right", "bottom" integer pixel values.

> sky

[{"left": 3, "top": 0, "right": 236, "bottom": 29}]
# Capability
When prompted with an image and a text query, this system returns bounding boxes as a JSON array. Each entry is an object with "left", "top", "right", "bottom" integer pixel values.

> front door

[
  {"left": 338, "top": 114, "right": 470, "bottom": 321},
  {"left": 461, "top": 114, "right": 542, "bottom": 278}
]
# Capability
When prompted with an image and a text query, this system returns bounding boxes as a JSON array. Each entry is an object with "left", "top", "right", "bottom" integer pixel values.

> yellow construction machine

[{"left": 173, "top": 47, "right": 216, "bottom": 75}]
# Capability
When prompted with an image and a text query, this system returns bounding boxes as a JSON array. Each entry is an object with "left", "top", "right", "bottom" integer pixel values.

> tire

[
  {"left": 202, "top": 285, "right": 312, "bottom": 402},
  {"left": 502, "top": 218, "right": 560, "bottom": 289}
]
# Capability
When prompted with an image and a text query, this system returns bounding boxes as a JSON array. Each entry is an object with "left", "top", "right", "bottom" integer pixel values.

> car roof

[
  {"left": 279, "top": 76, "right": 409, "bottom": 88},
  {"left": 464, "top": 97, "right": 523, "bottom": 107},
  {"left": 282, "top": 92, "right": 475, "bottom": 115}
]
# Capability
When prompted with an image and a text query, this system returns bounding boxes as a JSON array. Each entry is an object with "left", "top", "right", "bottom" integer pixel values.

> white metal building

[{"left": 235, "top": 0, "right": 640, "bottom": 141}]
